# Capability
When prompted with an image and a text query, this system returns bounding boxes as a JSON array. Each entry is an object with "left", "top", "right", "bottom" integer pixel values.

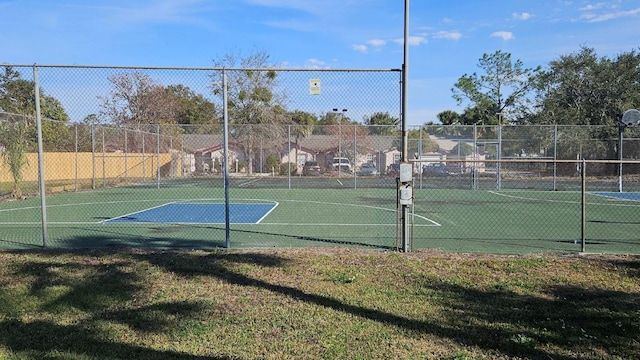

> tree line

[
  {"left": 437, "top": 47, "right": 640, "bottom": 162},
  {"left": 439, "top": 47, "right": 640, "bottom": 127}
]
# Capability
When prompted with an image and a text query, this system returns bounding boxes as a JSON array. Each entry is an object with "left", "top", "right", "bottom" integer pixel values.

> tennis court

[
  {"left": 104, "top": 202, "right": 278, "bottom": 224},
  {"left": 1, "top": 176, "right": 639, "bottom": 254}
]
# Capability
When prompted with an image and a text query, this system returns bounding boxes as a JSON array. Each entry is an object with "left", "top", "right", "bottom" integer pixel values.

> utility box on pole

[{"left": 397, "top": 162, "right": 414, "bottom": 252}]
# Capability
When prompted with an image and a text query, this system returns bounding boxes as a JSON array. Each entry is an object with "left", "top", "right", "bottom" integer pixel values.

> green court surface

[{"left": 1, "top": 178, "right": 639, "bottom": 254}]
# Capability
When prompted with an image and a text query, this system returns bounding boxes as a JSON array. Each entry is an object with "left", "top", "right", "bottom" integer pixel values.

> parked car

[
  {"left": 422, "top": 163, "right": 450, "bottom": 176},
  {"left": 358, "top": 162, "right": 378, "bottom": 176},
  {"left": 386, "top": 163, "right": 400, "bottom": 177},
  {"left": 302, "top": 161, "right": 321, "bottom": 176},
  {"left": 331, "top": 157, "right": 351, "bottom": 172}
]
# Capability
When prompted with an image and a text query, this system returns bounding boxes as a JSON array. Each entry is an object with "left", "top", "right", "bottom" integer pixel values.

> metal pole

[
  {"left": 581, "top": 159, "right": 586, "bottom": 252},
  {"left": 102, "top": 128, "right": 106, "bottom": 187},
  {"left": 288, "top": 124, "right": 291, "bottom": 189},
  {"left": 353, "top": 124, "right": 357, "bottom": 189},
  {"left": 418, "top": 128, "right": 423, "bottom": 190},
  {"left": 74, "top": 123, "right": 78, "bottom": 191},
  {"left": 553, "top": 125, "right": 557, "bottom": 191},
  {"left": 170, "top": 135, "right": 174, "bottom": 177},
  {"left": 142, "top": 131, "right": 146, "bottom": 182},
  {"left": 401, "top": 0, "right": 409, "bottom": 163},
  {"left": 333, "top": 109, "right": 341, "bottom": 160},
  {"left": 401, "top": 0, "right": 410, "bottom": 252},
  {"left": 223, "top": 70, "right": 231, "bottom": 248},
  {"left": 618, "top": 125, "right": 623, "bottom": 192},
  {"left": 473, "top": 124, "right": 478, "bottom": 190},
  {"left": 180, "top": 138, "right": 185, "bottom": 176},
  {"left": 91, "top": 124, "right": 96, "bottom": 189},
  {"left": 156, "top": 124, "right": 161, "bottom": 189},
  {"left": 124, "top": 128, "right": 128, "bottom": 181},
  {"left": 497, "top": 122, "right": 502, "bottom": 190},
  {"left": 33, "top": 67, "right": 48, "bottom": 247}
]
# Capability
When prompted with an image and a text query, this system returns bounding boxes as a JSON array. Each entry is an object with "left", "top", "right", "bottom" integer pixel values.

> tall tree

[
  {"left": 532, "top": 47, "right": 640, "bottom": 126},
  {"left": 313, "top": 111, "right": 343, "bottom": 135},
  {"left": 364, "top": 112, "right": 399, "bottom": 135},
  {"left": 452, "top": 50, "right": 541, "bottom": 124},
  {"left": 166, "top": 84, "right": 218, "bottom": 133},
  {"left": 0, "top": 66, "right": 70, "bottom": 197},
  {"left": 289, "top": 110, "right": 317, "bottom": 164},
  {"left": 0, "top": 66, "right": 21, "bottom": 110},
  {"left": 100, "top": 71, "right": 178, "bottom": 127},
  {"left": 531, "top": 47, "right": 640, "bottom": 159},
  {"left": 436, "top": 110, "right": 460, "bottom": 125},
  {"left": 210, "top": 50, "right": 288, "bottom": 174},
  {"left": 0, "top": 114, "right": 29, "bottom": 198}
]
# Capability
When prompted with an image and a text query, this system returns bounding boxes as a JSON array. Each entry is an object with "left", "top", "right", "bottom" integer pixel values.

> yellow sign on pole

[{"left": 309, "top": 79, "right": 321, "bottom": 95}]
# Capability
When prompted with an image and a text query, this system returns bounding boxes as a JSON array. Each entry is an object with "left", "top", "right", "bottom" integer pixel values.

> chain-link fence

[{"left": 1, "top": 65, "right": 639, "bottom": 253}]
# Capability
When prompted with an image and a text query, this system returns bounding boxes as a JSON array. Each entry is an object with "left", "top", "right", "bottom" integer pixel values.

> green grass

[{"left": 0, "top": 248, "right": 638, "bottom": 359}]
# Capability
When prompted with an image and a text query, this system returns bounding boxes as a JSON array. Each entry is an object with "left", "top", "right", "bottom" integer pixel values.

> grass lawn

[{"left": 0, "top": 248, "right": 638, "bottom": 359}]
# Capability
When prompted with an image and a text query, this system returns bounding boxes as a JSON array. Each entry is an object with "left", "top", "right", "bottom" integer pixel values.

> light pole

[
  {"left": 400, "top": 0, "right": 410, "bottom": 253},
  {"left": 333, "top": 108, "right": 347, "bottom": 157}
]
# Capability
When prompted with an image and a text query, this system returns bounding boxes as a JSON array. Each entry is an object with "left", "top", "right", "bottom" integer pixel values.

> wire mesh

[{"left": 1, "top": 65, "right": 639, "bottom": 253}]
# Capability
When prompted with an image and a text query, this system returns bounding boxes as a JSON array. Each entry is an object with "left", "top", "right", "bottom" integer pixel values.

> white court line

[
  {"left": 256, "top": 202, "right": 279, "bottom": 223},
  {"left": 488, "top": 190, "right": 640, "bottom": 207},
  {"left": 101, "top": 201, "right": 178, "bottom": 223},
  {"left": 0, "top": 197, "right": 441, "bottom": 226},
  {"left": 0, "top": 222, "right": 110, "bottom": 225},
  {"left": 238, "top": 178, "right": 263, "bottom": 187},
  {"left": 0, "top": 221, "right": 437, "bottom": 227},
  {"left": 258, "top": 223, "right": 438, "bottom": 227},
  {"left": 0, "top": 198, "right": 172, "bottom": 213},
  {"left": 270, "top": 198, "right": 441, "bottom": 226}
]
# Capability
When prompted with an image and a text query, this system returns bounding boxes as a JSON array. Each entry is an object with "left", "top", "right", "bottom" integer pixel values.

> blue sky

[{"left": 1, "top": 0, "right": 639, "bottom": 126}]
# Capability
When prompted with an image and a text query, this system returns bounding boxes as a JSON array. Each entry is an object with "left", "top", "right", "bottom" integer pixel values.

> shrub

[{"left": 279, "top": 162, "right": 297, "bottom": 175}]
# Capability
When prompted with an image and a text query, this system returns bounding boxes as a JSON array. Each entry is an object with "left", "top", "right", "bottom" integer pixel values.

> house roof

[
  {"left": 183, "top": 133, "right": 479, "bottom": 155},
  {"left": 296, "top": 135, "right": 397, "bottom": 152},
  {"left": 183, "top": 134, "right": 223, "bottom": 152}
]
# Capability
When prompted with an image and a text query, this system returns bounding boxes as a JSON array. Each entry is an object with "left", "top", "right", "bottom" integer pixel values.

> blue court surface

[
  {"left": 104, "top": 202, "right": 277, "bottom": 224},
  {"left": 591, "top": 192, "right": 640, "bottom": 201}
]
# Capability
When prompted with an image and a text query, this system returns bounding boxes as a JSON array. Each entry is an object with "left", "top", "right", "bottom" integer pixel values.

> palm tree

[{"left": 290, "top": 110, "right": 317, "bottom": 164}]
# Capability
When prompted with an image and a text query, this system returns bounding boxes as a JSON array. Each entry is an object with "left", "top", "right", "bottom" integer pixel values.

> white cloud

[
  {"left": 393, "top": 36, "right": 427, "bottom": 46},
  {"left": 352, "top": 44, "right": 368, "bottom": 53},
  {"left": 367, "top": 39, "right": 386, "bottom": 47},
  {"left": 432, "top": 30, "right": 462, "bottom": 41},
  {"left": 304, "top": 58, "right": 329, "bottom": 69},
  {"left": 581, "top": 7, "right": 640, "bottom": 22},
  {"left": 579, "top": 3, "right": 606, "bottom": 11},
  {"left": 491, "top": 31, "right": 515, "bottom": 40},
  {"left": 512, "top": 12, "right": 533, "bottom": 20}
]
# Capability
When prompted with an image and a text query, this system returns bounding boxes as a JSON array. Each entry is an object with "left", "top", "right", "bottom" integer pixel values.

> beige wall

[{"left": 0, "top": 152, "right": 179, "bottom": 183}]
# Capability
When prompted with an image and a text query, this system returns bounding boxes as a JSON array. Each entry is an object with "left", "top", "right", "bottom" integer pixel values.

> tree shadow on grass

[
  {"left": 0, "top": 319, "right": 226, "bottom": 360},
  {"left": 1, "top": 249, "right": 638, "bottom": 359},
  {"left": 0, "top": 250, "right": 232, "bottom": 359},
  {"left": 137, "top": 251, "right": 640, "bottom": 359},
  {"left": 207, "top": 225, "right": 396, "bottom": 250},
  {"left": 56, "top": 229, "right": 228, "bottom": 250},
  {"left": 419, "top": 278, "right": 640, "bottom": 358}
]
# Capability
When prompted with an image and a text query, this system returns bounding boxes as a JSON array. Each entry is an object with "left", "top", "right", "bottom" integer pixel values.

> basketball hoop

[{"left": 620, "top": 109, "right": 640, "bottom": 127}]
